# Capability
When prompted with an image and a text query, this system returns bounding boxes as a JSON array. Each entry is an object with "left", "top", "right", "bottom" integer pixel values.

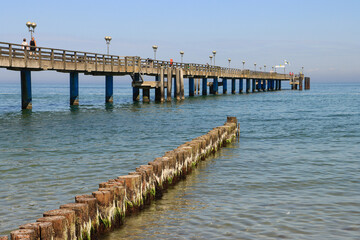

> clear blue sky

[{"left": 1, "top": 0, "right": 359, "bottom": 83}]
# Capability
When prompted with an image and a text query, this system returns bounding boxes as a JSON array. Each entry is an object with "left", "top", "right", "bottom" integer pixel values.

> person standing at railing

[
  {"left": 21, "top": 38, "right": 29, "bottom": 50},
  {"left": 29, "top": 37, "right": 37, "bottom": 56}
]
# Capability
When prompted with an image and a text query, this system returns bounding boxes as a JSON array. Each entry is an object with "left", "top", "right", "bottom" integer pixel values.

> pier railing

[{"left": 0, "top": 41, "right": 291, "bottom": 80}]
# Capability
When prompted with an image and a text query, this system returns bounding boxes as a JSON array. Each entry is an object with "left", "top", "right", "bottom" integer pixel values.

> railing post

[
  {"left": 51, "top": 49, "right": 54, "bottom": 69},
  {"left": 95, "top": 54, "right": 98, "bottom": 71},
  {"left": 38, "top": 47, "right": 42, "bottom": 67},
  {"left": 63, "top": 51, "right": 66, "bottom": 70},
  {"left": 9, "top": 44, "right": 12, "bottom": 67},
  {"left": 74, "top": 52, "right": 77, "bottom": 70}
]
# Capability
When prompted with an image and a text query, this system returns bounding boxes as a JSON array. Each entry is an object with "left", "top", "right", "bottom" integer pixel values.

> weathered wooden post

[
  {"left": 167, "top": 68, "right": 172, "bottom": 101},
  {"left": 70, "top": 72, "right": 79, "bottom": 105},
  {"left": 231, "top": 79, "right": 236, "bottom": 94},
  {"left": 180, "top": 68, "right": 185, "bottom": 100},
  {"left": 176, "top": 68, "right": 180, "bottom": 100},
  {"left": 105, "top": 75, "right": 113, "bottom": 103},
  {"left": 202, "top": 78, "right": 207, "bottom": 95},
  {"left": 160, "top": 67, "right": 165, "bottom": 102},
  {"left": 305, "top": 77, "right": 310, "bottom": 90},
  {"left": 132, "top": 73, "right": 140, "bottom": 101},
  {"left": 222, "top": 78, "right": 227, "bottom": 94},
  {"left": 20, "top": 70, "right": 32, "bottom": 109},
  {"left": 189, "top": 77, "right": 195, "bottom": 96}
]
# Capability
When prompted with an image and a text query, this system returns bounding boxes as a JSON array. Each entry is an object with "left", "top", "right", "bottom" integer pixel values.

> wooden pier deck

[{"left": 0, "top": 41, "right": 308, "bottom": 109}]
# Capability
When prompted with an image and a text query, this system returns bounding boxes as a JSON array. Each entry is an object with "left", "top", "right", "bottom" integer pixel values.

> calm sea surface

[{"left": 0, "top": 81, "right": 359, "bottom": 239}]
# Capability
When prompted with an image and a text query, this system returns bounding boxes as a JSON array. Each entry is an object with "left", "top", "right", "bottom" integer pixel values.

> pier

[{"left": 0, "top": 42, "right": 309, "bottom": 109}]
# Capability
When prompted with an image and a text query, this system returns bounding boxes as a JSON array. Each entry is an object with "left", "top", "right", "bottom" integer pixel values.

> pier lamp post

[
  {"left": 26, "top": 21, "right": 37, "bottom": 38},
  {"left": 272, "top": 66, "right": 275, "bottom": 72},
  {"left": 260, "top": 67, "right": 262, "bottom": 71},
  {"left": 228, "top": 58, "right": 231, "bottom": 68},
  {"left": 152, "top": 45, "right": 158, "bottom": 60},
  {"left": 212, "top": 50, "right": 216, "bottom": 66},
  {"left": 180, "top": 51, "right": 184, "bottom": 63},
  {"left": 301, "top": 66, "right": 304, "bottom": 74},
  {"left": 242, "top": 61, "right": 245, "bottom": 70},
  {"left": 254, "top": 63, "right": 257, "bottom": 71},
  {"left": 104, "top": 36, "right": 112, "bottom": 55},
  {"left": 209, "top": 55, "right": 213, "bottom": 65},
  {"left": 264, "top": 65, "right": 266, "bottom": 72}
]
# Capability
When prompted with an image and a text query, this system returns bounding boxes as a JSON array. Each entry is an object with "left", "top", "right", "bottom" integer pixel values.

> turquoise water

[{"left": 0, "top": 81, "right": 359, "bottom": 239}]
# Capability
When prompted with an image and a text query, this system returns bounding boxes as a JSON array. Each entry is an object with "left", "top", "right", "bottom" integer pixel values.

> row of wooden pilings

[
  {"left": 18, "top": 67, "right": 285, "bottom": 109},
  {"left": 1, "top": 117, "right": 239, "bottom": 240},
  {"left": 132, "top": 67, "right": 284, "bottom": 103}
]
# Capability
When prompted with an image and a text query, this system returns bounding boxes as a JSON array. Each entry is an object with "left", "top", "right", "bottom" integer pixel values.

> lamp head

[
  {"left": 209, "top": 55, "right": 213, "bottom": 59},
  {"left": 228, "top": 58, "right": 231, "bottom": 62},
  {"left": 152, "top": 45, "right": 158, "bottom": 50},
  {"left": 212, "top": 50, "right": 216, "bottom": 55},
  {"left": 26, "top": 22, "right": 32, "bottom": 28},
  {"left": 31, "top": 22, "right": 37, "bottom": 29},
  {"left": 180, "top": 51, "right": 184, "bottom": 55}
]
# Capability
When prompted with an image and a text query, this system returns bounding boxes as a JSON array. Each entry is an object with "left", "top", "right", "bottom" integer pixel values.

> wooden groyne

[
  {"left": 0, "top": 41, "right": 309, "bottom": 109},
  {"left": 1, "top": 117, "right": 239, "bottom": 240}
]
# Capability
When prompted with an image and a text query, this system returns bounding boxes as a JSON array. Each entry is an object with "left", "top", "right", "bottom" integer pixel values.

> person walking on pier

[
  {"left": 29, "top": 37, "right": 37, "bottom": 56},
  {"left": 21, "top": 38, "right": 28, "bottom": 50}
]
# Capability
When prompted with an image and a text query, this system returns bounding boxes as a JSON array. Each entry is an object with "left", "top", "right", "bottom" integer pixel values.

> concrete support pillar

[
  {"left": 143, "top": 88, "right": 150, "bottom": 102},
  {"left": 246, "top": 79, "right": 250, "bottom": 93},
  {"left": 70, "top": 72, "right": 79, "bottom": 106},
  {"left": 223, "top": 78, "right": 227, "bottom": 94},
  {"left": 252, "top": 79, "right": 256, "bottom": 92},
  {"left": 305, "top": 77, "right": 310, "bottom": 90},
  {"left": 105, "top": 75, "right": 113, "bottom": 103},
  {"left": 132, "top": 73, "right": 140, "bottom": 101},
  {"left": 160, "top": 67, "right": 165, "bottom": 102},
  {"left": 167, "top": 68, "right": 172, "bottom": 101},
  {"left": 202, "top": 78, "right": 207, "bottom": 95},
  {"left": 213, "top": 77, "right": 218, "bottom": 94},
  {"left": 231, "top": 79, "right": 236, "bottom": 94},
  {"left": 239, "top": 79, "right": 243, "bottom": 93},
  {"left": 189, "top": 77, "right": 195, "bottom": 96},
  {"left": 175, "top": 68, "right": 180, "bottom": 100},
  {"left": 155, "top": 75, "right": 161, "bottom": 101},
  {"left": 180, "top": 68, "right": 185, "bottom": 100},
  {"left": 20, "top": 70, "right": 32, "bottom": 109}
]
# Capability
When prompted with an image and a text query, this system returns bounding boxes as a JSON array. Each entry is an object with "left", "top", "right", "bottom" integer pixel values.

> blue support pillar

[
  {"left": 262, "top": 80, "right": 266, "bottom": 91},
  {"left": 173, "top": 76, "right": 177, "bottom": 97},
  {"left": 70, "top": 72, "right": 79, "bottom": 106},
  {"left": 267, "top": 80, "right": 270, "bottom": 91},
  {"left": 252, "top": 79, "right": 256, "bottom": 92},
  {"left": 20, "top": 70, "right": 32, "bottom": 109},
  {"left": 271, "top": 80, "right": 274, "bottom": 90},
  {"left": 223, "top": 78, "right": 227, "bottom": 94},
  {"left": 257, "top": 80, "right": 261, "bottom": 91},
  {"left": 213, "top": 77, "right": 218, "bottom": 94},
  {"left": 132, "top": 73, "right": 140, "bottom": 101},
  {"left": 189, "top": 77, "right": 195, "bottom": 96},
  {"left": 279, "top": 80, "right": 282, "bottom": 90},
  {"left": 231, "top": 79, "right": 236, "bottom": 94},
  {"left": 275, "top": 80, "right": 279, "bottom": 90},
  {"left": 202, "top": 78, "right": 207, "bottom": 95},
  {"left": 239, "top": 79, "right": 243, "bottom": 93},
  {"left": 105, "top": 75, "right": 113, "bottom": 103},
  {"left": 143, "top": 88, "right": 150, "bottom": 102},
  {"left": 246, "top": 79, "right": 250, "bottom": 93},
  {"left": 155, "top": 75, "right": 161, "bottom": 101}
]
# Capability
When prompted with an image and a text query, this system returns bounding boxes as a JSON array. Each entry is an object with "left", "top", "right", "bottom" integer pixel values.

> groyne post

[
  {"left": 222, "top": 78, "right": 227, "bottom": 94},
  {"left": 20, "top": 70, "right": 32, "bottom": 110},
  {"left": 132, "top": 73, "right": 140, "bottom": 101},
  {"left": 70, "top": 72, "right": 79, "bottom": 106},
  {"left": 189, "top": 77, "right": 195, "bottom": 96},
  {"left": 105, "top": 75, "right": 113, "bottom": 103},
  {"left": 166, "top": 68, "right": 172, "bottom": 101},
  {"left": 202, "top": 78, "right": 207, "bottom": 95}
]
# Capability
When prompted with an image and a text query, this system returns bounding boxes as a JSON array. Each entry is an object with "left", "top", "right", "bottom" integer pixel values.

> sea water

[{"left": 0, "top": 81, "right": 359, "bottom": 239}]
